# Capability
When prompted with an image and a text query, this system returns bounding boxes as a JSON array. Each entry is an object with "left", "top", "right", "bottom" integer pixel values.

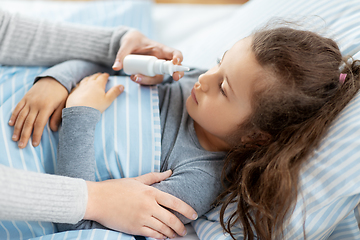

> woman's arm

[
  {"left": 0, "top": 163, "right": 195, "bottom": 237},
  {"left": 0, "top": 10, "right": 128, "bottom": 67},
  {"left": 0, "top": 164, "right": 87, "bottom": 223}
]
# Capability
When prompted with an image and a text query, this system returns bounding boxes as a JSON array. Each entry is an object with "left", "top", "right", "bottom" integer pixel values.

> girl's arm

[
  {"left": 57, "top": 73, "right": 197, "bottom": 238},
  {"left": 9, "top": 60, "right": 111, "bottom": 148}
]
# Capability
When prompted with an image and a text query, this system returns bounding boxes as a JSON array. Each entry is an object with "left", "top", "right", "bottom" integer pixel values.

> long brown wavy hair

[{"left": 217, "top": 27, "right": 360, "bottom": 239}]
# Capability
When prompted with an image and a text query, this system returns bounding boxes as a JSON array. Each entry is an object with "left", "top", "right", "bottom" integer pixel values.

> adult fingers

[
  {"left": 152, "top": 206, "right": 187, "bottom": 237},
  {"left": 156, "top": 191, "right": 198, "bottom": 222},
  {"left": 171, "top": 52, "right": 183, "bottom": 65},
  {"left": 145, "top": 217, "right": 176, "bottom": 239},
  {"left": 113, "top": 31, "right": 143, "bottom": 70},
  {"left": 139, "top": 226, "right": 166, "bottom": 240},
  {"left": 135, "top": 170, "right": 172, "bottom": 185},
  {"left": 172, "top": 71, "right": 185, "bottom": 81},
  {"left": 171, "top": 53, "right": 185, "bottom": 81},
  {"left": 130, "top": 74, "right": 164, "bottom": 85}
]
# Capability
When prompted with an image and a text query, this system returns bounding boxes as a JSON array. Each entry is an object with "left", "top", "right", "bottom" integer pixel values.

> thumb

[
  {"left": 113, "top": 42, "right": 133, "bottom": 71},
  {"left": 106, "top": 85, "right": 124, "bottom": 102},
  {"left": 49, "top": 104, "right": 64, "bottom": 132},
  {"left": 135, "top": 170, "right": 172, "bottom": 185}
]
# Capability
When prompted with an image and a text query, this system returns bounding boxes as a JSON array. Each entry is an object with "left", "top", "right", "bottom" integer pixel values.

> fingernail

[
  {"left": 135, "top": 76, "right": 141, "bottom": 83},
  {"left": 182, "top": 229, "right": 187, "bottom": 236},
  {"left": 172, "top": 233, "right": 176, "bottom": 238},
  {"left": 18, "top": 141, "right": 23, "bottom": 148},
  {"left": 192, "top": 213, "right": 198, "bottom": 220},
  {"left": 112, "top": 61, "right": 121, "bottom": 69},
  {"left": 178, "top": 73, "right": 182, "bottom": 80},
  {"left": 8, "top": 119, "right": 13, "bottom": 125},
  {"left": 32, "top": 141, "right": 38, "bottom": 146},
  {"left": 12, "top": 134, "right": 17, "bottom": 140},
  {"left": 177, "top": 58, "right": 181, "bottom": 64},
  {"left": 119, "top": 85, "right": 124, "bottom": 92}
]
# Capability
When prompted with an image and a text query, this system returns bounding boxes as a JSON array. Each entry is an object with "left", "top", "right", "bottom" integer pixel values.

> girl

[{"left": 16, "top": 26, "right": 360, "bottom": 239}]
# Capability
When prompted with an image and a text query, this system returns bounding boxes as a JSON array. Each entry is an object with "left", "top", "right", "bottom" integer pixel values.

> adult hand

[
  {"left": 8, "top": 77, "right": 68, "bottom": 148},
  {"left": 112, "top": 30, "right": 185, "bottom": 85},
  {"left": 66, "top": 73, "right": 124, "bottom": 113},
  {"left": 85, "top": 170, "right": 198, "bottom": 239}
]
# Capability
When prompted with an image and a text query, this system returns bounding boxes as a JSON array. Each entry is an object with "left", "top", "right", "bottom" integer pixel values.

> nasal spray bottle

[{"left": 123, "top": 54, "right": 190, "bottom": 77}]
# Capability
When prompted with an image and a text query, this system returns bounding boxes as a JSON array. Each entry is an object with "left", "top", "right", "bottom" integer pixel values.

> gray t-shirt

[{"left": 54, "top": 61, "right": 225, "bottom": 224}]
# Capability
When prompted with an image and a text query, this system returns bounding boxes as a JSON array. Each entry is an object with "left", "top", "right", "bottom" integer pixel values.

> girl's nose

[{"left": 198, "top": 74, "right": 209, "bottom": 92}]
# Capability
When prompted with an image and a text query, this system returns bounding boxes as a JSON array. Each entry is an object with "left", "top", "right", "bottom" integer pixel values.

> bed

[{"left": 0, "top": 0, "right": 360, "bottom": 239}]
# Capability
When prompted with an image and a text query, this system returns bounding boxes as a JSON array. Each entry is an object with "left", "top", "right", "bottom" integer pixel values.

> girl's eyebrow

[
  {"left": 221, "top": 51, "right": 234, "bottom": 97},
  {"left": 221, "top": 50, "right": 228, "bottom": 63}
]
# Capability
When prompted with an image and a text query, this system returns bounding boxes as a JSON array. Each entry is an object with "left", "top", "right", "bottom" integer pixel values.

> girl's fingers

[
  {"left": 49, "top": 103, "right": 65, "bottom": 132},
  {"left": 18, "top": 110, "right": 38, "bottom": 148},
  {"left": 12, "top": 106, "right": 30, "bottom": 142},
  {"left": 95, "top": 73, "right": 110, "bottom": 89},
  {"left": 88, "top": 72, "right": 103, "bottom": 81},
  {"left": 32, "top": 110, "right": 53, "bottom": 147},
  {"left": 106, "top": 85, "right": 124, "bottom": 103},
  {"left": 9, "top": 100, "right": 26, "bottom": 126}
]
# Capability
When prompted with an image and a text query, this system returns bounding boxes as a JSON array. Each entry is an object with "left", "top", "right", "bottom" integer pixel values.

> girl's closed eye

[{"left": 219, "top": 80, "right": 227, "bottom": 97}]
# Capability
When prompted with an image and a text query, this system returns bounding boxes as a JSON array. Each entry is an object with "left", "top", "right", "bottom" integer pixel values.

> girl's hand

[
  {"left": 85, "top": 170, "right": 198, "bottom": 239},
  {"left": 66, "top": 73, "right": 124, "bottom": 113},
  {"left": 113, "top": 30, "right": 185, "bottom": 85},
  {"left": 8, "top": 77, "right": 68, "bottom": 148}
]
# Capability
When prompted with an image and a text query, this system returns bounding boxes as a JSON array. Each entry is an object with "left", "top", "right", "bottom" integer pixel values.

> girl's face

[{"left": 186, "top": 37, "right": 263, "bottom": 151}]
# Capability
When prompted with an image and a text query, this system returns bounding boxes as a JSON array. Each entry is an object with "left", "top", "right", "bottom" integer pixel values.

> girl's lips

[{"left": 191, "top": 87, "right": 198, "bottom": 105}]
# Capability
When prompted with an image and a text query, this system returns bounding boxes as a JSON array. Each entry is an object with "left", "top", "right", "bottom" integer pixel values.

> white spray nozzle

[
  {"left": 173, "top": 65, "right": 190, "bottom": 72},
  {"left": 123, "top": 54, "right": 190, "bottom": 77}
]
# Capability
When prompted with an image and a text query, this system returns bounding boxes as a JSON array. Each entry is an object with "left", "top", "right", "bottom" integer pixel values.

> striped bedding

[{"left": 0, "top": 1, "right": 160, "bottom": 240}]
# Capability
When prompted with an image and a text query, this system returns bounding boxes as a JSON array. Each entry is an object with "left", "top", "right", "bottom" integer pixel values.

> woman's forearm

[
  {"left": 0, "top": 10, "right": 129, "bottom": 67},
  {"left": 0, "top": 164, "right": 87, "bottom": 223}
]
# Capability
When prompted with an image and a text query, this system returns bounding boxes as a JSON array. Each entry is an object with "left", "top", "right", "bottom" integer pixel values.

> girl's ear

[{"left": 241, "top": 130, "right": 272, "bottom": 147}]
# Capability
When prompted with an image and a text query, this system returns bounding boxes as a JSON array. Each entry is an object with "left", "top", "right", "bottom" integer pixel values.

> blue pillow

[{"left": 192, "top": 0, "right": 360, "bottom": 239}]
